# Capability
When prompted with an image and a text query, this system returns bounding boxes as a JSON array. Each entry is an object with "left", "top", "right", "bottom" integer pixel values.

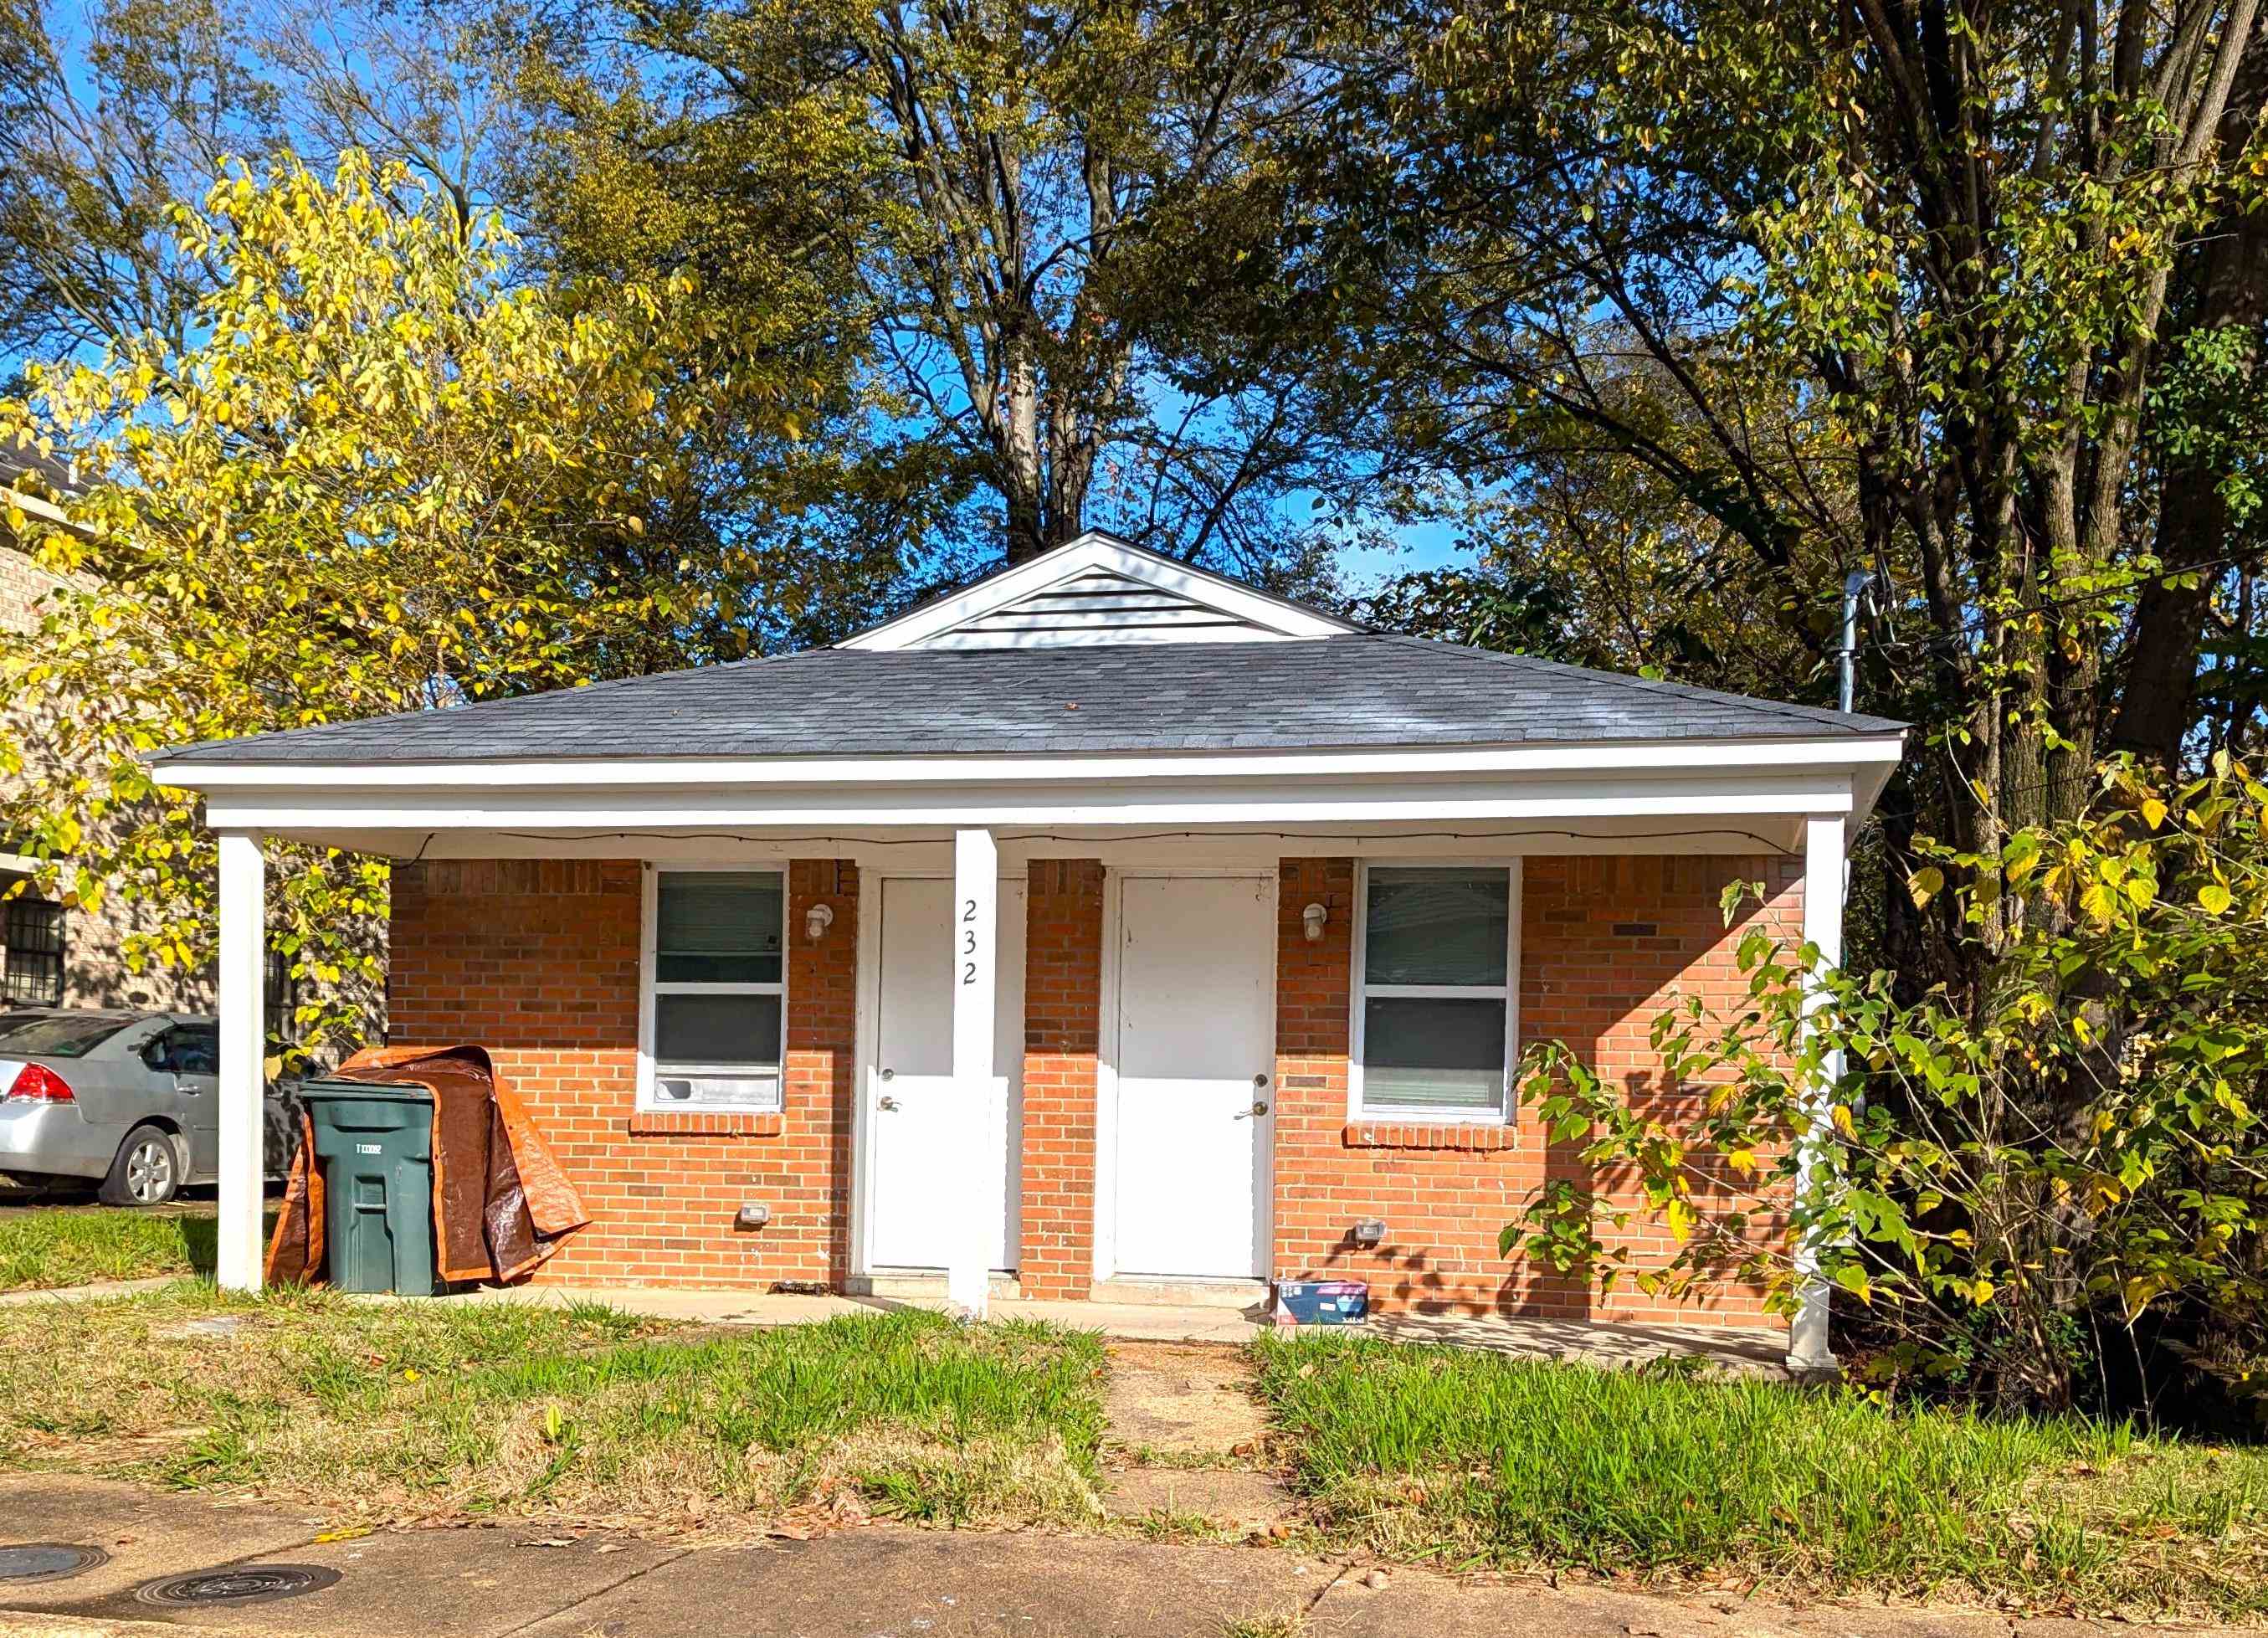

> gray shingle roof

[{"left": 158, "top": 635, "right": 1905, "bottom": 765}]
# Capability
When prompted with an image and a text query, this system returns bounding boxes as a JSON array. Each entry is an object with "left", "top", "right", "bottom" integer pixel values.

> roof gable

[{"left": 839, "top": 530, "right": 1358, "bottom": 650}]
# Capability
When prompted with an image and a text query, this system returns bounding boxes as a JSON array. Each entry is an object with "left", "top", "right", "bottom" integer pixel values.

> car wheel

[{"left": 99, "top": 1125, "right": 181, "bottom": 1207}]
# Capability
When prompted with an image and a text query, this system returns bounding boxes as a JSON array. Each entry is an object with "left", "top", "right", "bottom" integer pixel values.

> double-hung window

[
  {"left": 1352, "top": 864, "right": 1519, "bottom": 1122},
  {"left": 641, "top": 870, "right": 787, "bottom": 1112}
]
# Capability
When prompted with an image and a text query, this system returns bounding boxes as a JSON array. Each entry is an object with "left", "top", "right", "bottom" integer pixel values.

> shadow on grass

[{"left": 178, "top": 1209, "right": 282, "bottom": 1277}]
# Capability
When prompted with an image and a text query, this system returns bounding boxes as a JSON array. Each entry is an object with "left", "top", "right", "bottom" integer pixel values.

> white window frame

[
  {"left": 1348, "top": 859, "right": 1522, "bottom": 1124},
  {"left": 637, "top": 864, "right": 789, "bottom": 1114}
]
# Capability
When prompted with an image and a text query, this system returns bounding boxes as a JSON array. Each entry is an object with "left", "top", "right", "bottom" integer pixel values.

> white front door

[
  {"left": 866, "top": 875, "right": 1026, "bottom": 1271},
  {"left": 1112, "top": 875, "right": 1275, "bottom": 1280}
]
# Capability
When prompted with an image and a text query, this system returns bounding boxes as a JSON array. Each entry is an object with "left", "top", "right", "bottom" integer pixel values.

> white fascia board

[
  {"left": 264, "top": 824, "right": 1813, "bottom": 862},
  {"left": 3, "top": 486, "right": 76, "bottom": 530},
  {"left": 836, "top": 532, "right": 1355, "bottom": 650},
  {"left": 152, "top": 734, "right": 1907, "bottom": 793},
  {"left": 200, "top": 770, "right": 1857, "bottom": 834}
]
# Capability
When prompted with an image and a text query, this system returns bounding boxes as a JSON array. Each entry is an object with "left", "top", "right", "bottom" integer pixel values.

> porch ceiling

[{"left": 231, "top": 813, "right": 1824, "bottom": 866}]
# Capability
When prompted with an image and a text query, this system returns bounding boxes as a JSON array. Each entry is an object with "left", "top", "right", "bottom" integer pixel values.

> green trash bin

[{"left": 297, "top": 1079, "right": 441, "bottom": 1295}]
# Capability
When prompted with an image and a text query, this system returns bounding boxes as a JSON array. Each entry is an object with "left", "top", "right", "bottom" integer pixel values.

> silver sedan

[{"left": 0, "top": 1010, "right": 298, "bottom": 1205}]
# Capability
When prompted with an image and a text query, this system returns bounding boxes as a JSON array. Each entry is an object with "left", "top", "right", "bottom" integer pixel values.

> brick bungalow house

[{"left": 152, "top": 532, "right": 1902, "bottom": 1367}]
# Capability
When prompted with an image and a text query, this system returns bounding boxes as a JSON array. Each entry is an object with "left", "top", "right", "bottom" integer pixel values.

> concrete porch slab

[{"left": 395, "top": 1283, "right": 1792, "bottom": 1371}]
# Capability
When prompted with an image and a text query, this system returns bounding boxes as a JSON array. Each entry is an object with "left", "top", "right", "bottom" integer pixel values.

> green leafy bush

[{"left": 1507, "top": 756, "right": 2268, "bottom": 1414}]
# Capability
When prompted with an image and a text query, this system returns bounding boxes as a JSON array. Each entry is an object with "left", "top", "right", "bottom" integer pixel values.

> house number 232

[{"left": 962, "top": 898, "right": 979, "bottom": 984}]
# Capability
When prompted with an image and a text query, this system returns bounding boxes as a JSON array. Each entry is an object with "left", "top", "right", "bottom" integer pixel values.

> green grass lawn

[
  {"left": 0, "top": 1286, "right": 1109, "bottom": 1529},
  {"left": 1253, "top": 1332, "right": 2268, "bottom": 1617},
  {"left": 0, "top": 1206, "right": 223, "bottom": 1290}
]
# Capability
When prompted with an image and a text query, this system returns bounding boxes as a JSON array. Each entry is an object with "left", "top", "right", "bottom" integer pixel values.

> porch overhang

[{"left": 152, "top": 733, "right": 1904, "bottom": 860}]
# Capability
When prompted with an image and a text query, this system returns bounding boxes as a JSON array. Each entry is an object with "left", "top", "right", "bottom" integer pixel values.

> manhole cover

[
  {"left": 0, "top": 1543, "right": 107, "bottom": 1582},
  {"left": 136, "top": 1564, "right": 341, "bottom": 1606}
]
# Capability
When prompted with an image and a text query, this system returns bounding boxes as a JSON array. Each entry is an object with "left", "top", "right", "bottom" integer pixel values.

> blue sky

[{"left": 1336, "top": 517, "right": 1465, "bottom": 588}]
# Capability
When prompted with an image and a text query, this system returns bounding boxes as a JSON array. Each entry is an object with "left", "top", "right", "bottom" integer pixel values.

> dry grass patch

[
  {"left": 1217, "top": 1610, "right": 1308, "bottom": 1638},
  {"left": 0, "top": 1283, "right": 1106, "bottom": 1533}
]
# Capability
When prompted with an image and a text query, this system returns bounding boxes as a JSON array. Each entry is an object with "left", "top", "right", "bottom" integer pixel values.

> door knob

[
  {"left": 1250, "top": 1100, "right": 1270, "bottom": 1117},
  {"left": 1235, "top": 1100, "right": 1270, "bottom": 1118},
  {"left": 878, "top": 1095, "right": 901, "bottom": 1112}
]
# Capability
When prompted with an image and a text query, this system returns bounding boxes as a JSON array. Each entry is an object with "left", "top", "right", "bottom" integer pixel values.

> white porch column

[
  {"left": 215, "top": 830, "right": 268, "bottom": 1293},
  {"left": 1788, "top": 813, "right": 1846, "bottom": 1372},
  {"left": 949, "top": 827, "right": 998, "bottom": 1318}
]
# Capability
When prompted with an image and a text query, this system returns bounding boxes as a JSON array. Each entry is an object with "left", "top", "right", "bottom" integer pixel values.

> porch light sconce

[
  {"left": 1352, "top": 1218, "right": 1388, "bottom": 1248},
  {"left": 804, "top": 902, "right": 835, "bottom": 942},
  {"left": 1301, "top": 902, "right": 1329, "bottom": 942}
]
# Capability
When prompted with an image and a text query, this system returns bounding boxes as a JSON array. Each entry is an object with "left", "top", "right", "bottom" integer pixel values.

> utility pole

[{"left": 1840, "top": 569, "right": 1873, "bottom": 714}]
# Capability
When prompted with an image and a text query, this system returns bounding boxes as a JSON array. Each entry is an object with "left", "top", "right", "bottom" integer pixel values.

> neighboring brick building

[
  {"left": 0, "top": 456, "right": 209, "bottom": 1013},
  {"left": 160, "top": 530, "right": 1904, "bottom": 1365}
]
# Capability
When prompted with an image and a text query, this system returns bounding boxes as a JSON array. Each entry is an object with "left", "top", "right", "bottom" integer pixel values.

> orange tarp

[{"left": 264, "top": 1045, "right": 588, "bottom": 1286}]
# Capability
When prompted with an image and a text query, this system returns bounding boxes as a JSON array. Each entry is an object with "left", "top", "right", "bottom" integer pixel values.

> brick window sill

[
  {"left": 626, "top": 1110, "right": 785, "bottom": 1137},
  {"left": 1342, "top": 1120, "right": 1516, "bottom": 1152}
]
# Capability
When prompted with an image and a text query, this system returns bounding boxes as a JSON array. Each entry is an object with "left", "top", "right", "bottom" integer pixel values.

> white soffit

[{"left": 839, "top": 531, "right": 1357, "bottom": 650}]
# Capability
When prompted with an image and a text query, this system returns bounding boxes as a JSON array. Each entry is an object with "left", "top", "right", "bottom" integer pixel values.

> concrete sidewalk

[{"left": 0, "top": 1475, "right": 2222, "bottom": 1638}]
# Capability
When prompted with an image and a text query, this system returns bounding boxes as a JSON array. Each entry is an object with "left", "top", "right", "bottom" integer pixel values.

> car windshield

[{"left": 0, "top": 1014, "right": 132, "bottom": 1059}]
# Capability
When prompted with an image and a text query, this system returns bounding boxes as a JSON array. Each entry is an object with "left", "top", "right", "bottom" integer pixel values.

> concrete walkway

[
  {"left": 409, "top": 1282, "right": 1795, "bottom": 1371},
  {"left": 0, "top": 1279, "right": 173, "bottom": 1310},
  {"left": 0, "top": 1474, "right": 2228, "bottom": 1638}
]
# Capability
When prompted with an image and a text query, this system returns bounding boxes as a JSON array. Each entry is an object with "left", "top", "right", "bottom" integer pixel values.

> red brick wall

[
  {"left": 1270, "top": 854, "right": 1804, "bottom": 1325},
  {"left": 388, "top": 850, "right": 1800, "bottom": 1317},
  {"left": 1019, "top": 860, "right": 1105, "bottom": 1296},
  {"left": 387, "top": 856, "right": 858, "bottom": 1288}
]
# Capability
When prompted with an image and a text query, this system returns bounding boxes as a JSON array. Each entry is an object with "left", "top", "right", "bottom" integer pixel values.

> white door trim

[
  {"left": 849, "top": 868, "right": 882, "bottom": 1281},
  {"left": 1093, "top": 867, "right": 1278, "bottom": 1284},
  {"left": 852, "top": 869, "right": 1027, "bottom": 1279}
]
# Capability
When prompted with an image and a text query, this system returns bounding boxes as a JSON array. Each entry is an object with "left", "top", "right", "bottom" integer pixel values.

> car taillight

[{"left": 5, "top": 1064, "right": 73, "bottom": 1102}]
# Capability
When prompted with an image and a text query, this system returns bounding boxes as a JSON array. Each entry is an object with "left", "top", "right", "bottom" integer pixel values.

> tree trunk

[
  {"left": 2108, "top": 104, "right": 2268, "bottom": 764},
  {"left": 1003, "top": 344, "right": 1047, "bottom": 564}
]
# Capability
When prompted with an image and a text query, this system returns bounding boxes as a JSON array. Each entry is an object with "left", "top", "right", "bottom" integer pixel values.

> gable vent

[
  {"left": 838, "top": 530, "right": 1358, "bottom": 651},
  {"left": 921, "top": 569, "right": 1297, "bottom": 649}
]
